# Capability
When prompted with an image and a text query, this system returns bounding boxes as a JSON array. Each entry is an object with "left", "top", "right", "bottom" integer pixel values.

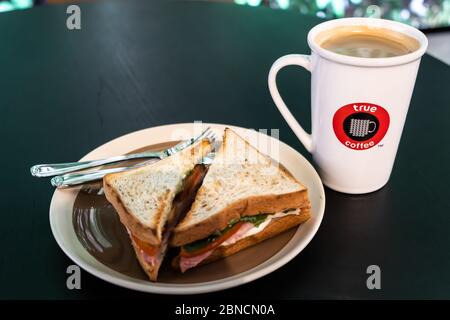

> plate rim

[{"left": 49, "top": 122, "right": 325, "bottom": 294}]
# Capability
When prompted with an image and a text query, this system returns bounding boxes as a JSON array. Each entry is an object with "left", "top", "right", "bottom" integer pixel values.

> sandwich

[
  {"left": 171, "top": 128, "right": 311, "bottom": 272},
  {"left": 103, "top": 139, "right": 212, "bottom": 281}
]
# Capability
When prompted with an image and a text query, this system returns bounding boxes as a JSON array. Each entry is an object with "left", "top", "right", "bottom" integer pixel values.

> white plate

[{"left": 49, "top": 123, "right": 325, "bottom": 294}]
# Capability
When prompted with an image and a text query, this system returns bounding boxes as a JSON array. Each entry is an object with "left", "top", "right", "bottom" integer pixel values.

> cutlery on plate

[
  {"left": 30, "top": 127, "right": 214, "bottom": 178},
  {"left": 51, "top": 149, "right": 217, "bottom": 188}
]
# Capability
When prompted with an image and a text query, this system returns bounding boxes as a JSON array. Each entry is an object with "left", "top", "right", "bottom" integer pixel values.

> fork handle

[
  {"left": 50, "top": 159, "right": 159, "bottom": 187},
  {"left": 30, "top": 152, "right": 161, "bottom": 177}
]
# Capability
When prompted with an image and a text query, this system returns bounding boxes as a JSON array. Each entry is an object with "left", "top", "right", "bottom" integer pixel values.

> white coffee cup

[{"left": 268, "top": 18, "right": 427, "bottom": 194}]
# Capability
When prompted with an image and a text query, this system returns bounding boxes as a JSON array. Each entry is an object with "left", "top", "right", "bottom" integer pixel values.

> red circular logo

[{"left": 333, "top": 102, "right": 390, "bottom": 150}]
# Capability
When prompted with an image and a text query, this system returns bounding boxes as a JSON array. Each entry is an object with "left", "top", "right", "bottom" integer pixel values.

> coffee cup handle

[{"left": 268, "top": 54, "right": 313, "bottom": 153}]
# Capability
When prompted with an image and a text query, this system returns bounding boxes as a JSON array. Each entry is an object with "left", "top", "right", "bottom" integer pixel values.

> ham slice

[
  {"left": 179, "top": 222, "right": 254, "bottom": 272},
  {"left": 220, "top": 222, "right": 254, "bottom": 246},
  {"left": 141, "top": 250, "right": 159, "bottom": 266}
]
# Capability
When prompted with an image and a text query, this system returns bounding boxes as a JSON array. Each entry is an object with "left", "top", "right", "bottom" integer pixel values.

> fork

[
  {"left": 30, "top": 127, "right": 214, "bottom": 178},
  {"left": 51, "top": 142, "right": 217, "bottom": 188}
]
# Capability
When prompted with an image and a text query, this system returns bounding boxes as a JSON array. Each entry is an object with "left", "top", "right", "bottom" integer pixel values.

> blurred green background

[
  {"left": 235, "top": 0, "right": 450, "bottom": 29},
  {"left": 1, "top": 0, "right": 449, "bottom": 30}
]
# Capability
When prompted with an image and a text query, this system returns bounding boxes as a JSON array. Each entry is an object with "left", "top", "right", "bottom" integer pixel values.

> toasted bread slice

[
  {"left": 172, "top": 207, "right": 311, "bottom": 270},
  {"left": 104, "top": 139, "right": 212, "bottom": 247},
  {"left": 171, "top": 128, "right": 310, "bottom": 247}
]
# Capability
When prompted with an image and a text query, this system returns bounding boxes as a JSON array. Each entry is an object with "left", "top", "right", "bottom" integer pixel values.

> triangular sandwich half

[
  {"left": 171, "top": 128, "right": 311, "bottom": 272},
  {"left": 103, "top": 139, "right": 212, "bottom": 281}
]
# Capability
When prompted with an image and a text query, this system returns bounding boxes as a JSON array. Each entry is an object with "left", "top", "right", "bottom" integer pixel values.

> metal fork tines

[
  {"left": 30, "top": 127, "right": 213, "bottom": 178},
  {"left": 162, "top": 128, "right": 215, "bottom": 158},
  {"left": 51, "top": 132, "right": 217, "bottom": 188}
]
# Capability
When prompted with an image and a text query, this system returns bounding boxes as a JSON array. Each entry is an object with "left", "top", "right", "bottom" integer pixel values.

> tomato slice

[
  {"left": 131, "top": 234, "right": 159, "bottom": 257},
  {"left": 180, "top": 222, "right": 244, "bottom": 258}
]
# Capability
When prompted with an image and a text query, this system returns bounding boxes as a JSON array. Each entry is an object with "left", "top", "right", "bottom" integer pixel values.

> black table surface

[{"left": 1, "top": 0, "right": 449, "bottom": 300}]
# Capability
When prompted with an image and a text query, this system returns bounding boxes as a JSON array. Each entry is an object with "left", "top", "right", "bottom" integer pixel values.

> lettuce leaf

[
  {"left": 240, "top": 214, "right": 268, "bottom": 227},
  {"left": 182, "top": 214, "right": 268, "bottom": 252}
]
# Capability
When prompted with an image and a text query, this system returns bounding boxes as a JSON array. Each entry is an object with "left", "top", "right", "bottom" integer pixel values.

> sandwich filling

[
  {"left": 130, "top": 231, "right": 168, "bottom": 268},
  {"left": 179, "top": 208, "right": 301, "bottom": 272}
]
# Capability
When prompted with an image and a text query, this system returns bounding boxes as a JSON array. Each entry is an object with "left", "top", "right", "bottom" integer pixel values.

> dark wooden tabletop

[{"left": 1, "top": 0, "right": 449, "bottom": 299}]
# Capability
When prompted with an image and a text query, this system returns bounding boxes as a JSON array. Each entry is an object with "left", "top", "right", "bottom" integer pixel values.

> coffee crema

[{"left": 316, "top": 25, "right": 420, "bottom": 58}]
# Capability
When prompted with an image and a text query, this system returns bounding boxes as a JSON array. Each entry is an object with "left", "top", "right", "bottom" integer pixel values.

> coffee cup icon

[{"left": 349, "top": 119, "right": 377, "bottom": 138}]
